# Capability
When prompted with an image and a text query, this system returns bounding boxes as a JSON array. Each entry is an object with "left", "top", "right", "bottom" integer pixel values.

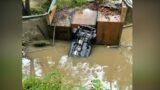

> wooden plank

[
  {"left": 96, "top": 22, "right": 123, "bottom": 45},
  {"left": 96, "top": 2, "right": 128, "bottom": 45}
]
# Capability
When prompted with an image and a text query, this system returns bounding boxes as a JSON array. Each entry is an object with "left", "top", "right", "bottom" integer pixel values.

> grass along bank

[
  {"left": 23, "top": 70, "right": 110, "bottom": 90},
  {"left": 56, "top": 0, "right": 88, "bottom": 10}
]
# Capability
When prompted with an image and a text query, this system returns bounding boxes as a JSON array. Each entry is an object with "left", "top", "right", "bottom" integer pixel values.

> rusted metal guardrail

[{"left": 22, "top": 0, "right": 56, "bottom": 19}]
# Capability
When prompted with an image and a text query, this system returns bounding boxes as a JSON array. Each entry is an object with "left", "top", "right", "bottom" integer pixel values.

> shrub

[
  {"left": 31, "top": 0, "right": 50, "bottom": 14},
  {"left": 91, "top": 79, "right": 104, "bottom": 90},
  {"left": 23, "top": 70, "right": 86, "bottom": 90},
  {"left": 56, "top": 0, "right": 88, "bottom": 10},
  {"left": 75, "top": 0, "right": 88, "bottom": 6}
]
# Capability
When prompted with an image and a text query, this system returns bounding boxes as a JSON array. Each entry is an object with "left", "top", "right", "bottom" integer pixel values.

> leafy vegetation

[
  {"left": 75, "top": 0, "right": 88, "bottom": 6},
  {"left": 56, "top": 0, "right": 88, "bottom": 10},
  {"left": 56, "top": 0, "right": 75, "bottom": 10},
  {"left": 23, "top": 70, "right": 111, "bottom": 90},
  {"left": 91, "top": 79, "right": 109, "bottom": 90},
  {"left": 23, "top": 70, "right": 86, "bottom": 90},
  {"left": 31, "top": 0, "right": 50, "bottom": 14},
  {"left": 30, "top": 0, "right": 88, "bottom": 14},
  {"left": 31, "top": 7, "right": 46, "bottom": 14}
]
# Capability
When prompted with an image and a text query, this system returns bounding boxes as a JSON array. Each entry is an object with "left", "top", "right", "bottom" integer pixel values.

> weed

[
  {"left": 75, "top": 0, "right": 88, "bottom": 6},
  {"left": 31, "top": 0, "right": 50, "bottom": 14},
  {"left": 56, "top": 0, "right": 88, "bottom": 10},
  {"left": 23, "top": 70, "right": 86, "bottom": 90},
  {"left": 91, "top": 79, "right": 104, "bottom": 90},
  {"left": 31, "top": 7, "right": 46, "bottom": 14},
  {"left": 56, "top": 0, "right": 75, "bottom": 10}
]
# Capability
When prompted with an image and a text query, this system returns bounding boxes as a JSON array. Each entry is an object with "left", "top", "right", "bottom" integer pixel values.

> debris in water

[
  {"left": 34, "top": 59, "right": 43, "bottom": 77},
  {"left": 97, "top": 0, "right": 122, "bottom": 22},
  {"left": 57, "top": 56, "right": 111, "bottom": 90},
  {"left": 111, "top": 81, "right": 119, "bottom": 90},
  {"left": 59, "top": 55, "right": 69, "bottom": 67},
  {"left": 52, "top": 8, "right": 75, "bottom": 26},
  {"left": 47, "top": 56, "right": 55, "bottom": 65},
  {"left": 22, "top": 58, "right": 30, "bottom": 80}
]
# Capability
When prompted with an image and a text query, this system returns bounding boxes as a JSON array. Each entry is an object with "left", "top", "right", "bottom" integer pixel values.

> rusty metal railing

[{"left": 22, "top": 0, "right": 56, "bottom": 19}]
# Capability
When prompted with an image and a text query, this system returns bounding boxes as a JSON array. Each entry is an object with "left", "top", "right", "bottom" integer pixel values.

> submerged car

[{"left": 68, "top": 25, "right": 96, "bottom": 57}]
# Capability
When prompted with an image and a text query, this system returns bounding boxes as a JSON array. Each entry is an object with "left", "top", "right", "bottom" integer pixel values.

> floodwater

[{"left": 23, "top": 26, "right": 132, "bottom": 90}]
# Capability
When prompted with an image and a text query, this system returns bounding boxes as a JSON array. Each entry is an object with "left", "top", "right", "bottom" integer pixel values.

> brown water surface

[{"left": 23, "top": 27, "right": 132, "bottom": 90}]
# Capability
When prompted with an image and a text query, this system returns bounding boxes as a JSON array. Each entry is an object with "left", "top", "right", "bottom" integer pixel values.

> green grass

[
  {"left": 91, "top": 79, "right": 110, "bottom": 90},
  {"left": 56, "top": 0, "right": 88, "bottom": 10},
  {"left": 22, "top": 69, "right": 114, "bottom": 90},
  {"left": 56, "top": 0, "right": 75, "bottom": 10},
  {"left": 31, "top": 0, "right": 88, "bottom": 14},
  {"left": 31, "top": 0, "right": 50, "bottom": 14},
  {"left": 23, "top": 70, "right": 113, "bottom": 90},
  {"left": 23, "top": 70, "right": 86, "bottom": 90},
  {"left": 31, "top": 7, "right": 46, "bottom": 14},
  {"left": 23, "top": 70, "right": 66, "bottom": 90},
  {"left": 75, "top": 0, "right": 88, "bottom": 6}
]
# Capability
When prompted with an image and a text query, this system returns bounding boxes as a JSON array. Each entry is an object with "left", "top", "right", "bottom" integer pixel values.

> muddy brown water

[{"left": 23, "top": 27, "right": 132, "bottom": 90}]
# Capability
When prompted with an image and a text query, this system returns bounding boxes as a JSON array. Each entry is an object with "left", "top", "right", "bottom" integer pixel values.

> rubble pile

[
  {"left": 95, "top": 0, "right": 122, "bottom": 22},
  {"left": 98, "top": 4, "right": 121, "bottom": 22},
  {"left": 99, "top": 6, "right": 120, "bottom": 16},
  {"left": 52, "top": 0, "right": 123, "bottom": 24}
]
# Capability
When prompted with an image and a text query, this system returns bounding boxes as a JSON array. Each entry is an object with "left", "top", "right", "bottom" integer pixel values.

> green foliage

[
  {"left": 75, "top": 0, "right": 88, "bottom": 6},
  {"left": 56, "top": 0, "right": 75, "bottom": 10},
  {"left": 23, "top": 70, "right": 64, "bottom": 90},
  {"left": 31, "top": 7, "right": 46, "bottom": 14},
  {"left": 23, "top": 70, "right": 114, "bottom": 90},
  {"left": 56, "top": 0, "right": 88, "bottom": 10},
  {"left": 31, "top": 0, "right": 88, "bottom": 14},
  {"left": 23, "top": 70, "right": 86, "bottom": 90},
  {"left": 31, "top": 0, "right": 50, "bottom": 14},
  {"left": 91, "top": 79, "right": 104, "bottom": 90}
]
